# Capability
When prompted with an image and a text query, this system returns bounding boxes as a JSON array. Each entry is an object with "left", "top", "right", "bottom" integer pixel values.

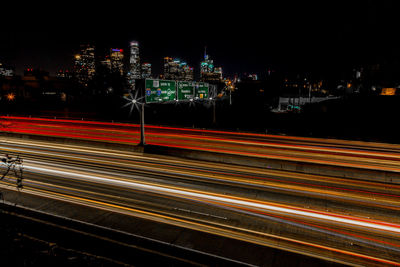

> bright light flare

[
  {"left": 6, "top": 93, "right": 15, "bottom": 101},
  {"left": 122, "top": 90, "right": 144, "bottom": 116}
]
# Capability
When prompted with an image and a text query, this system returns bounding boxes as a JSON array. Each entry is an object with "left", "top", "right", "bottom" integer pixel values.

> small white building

[{"left": 273, "top": 96, "right": 340, "bottom": 112}]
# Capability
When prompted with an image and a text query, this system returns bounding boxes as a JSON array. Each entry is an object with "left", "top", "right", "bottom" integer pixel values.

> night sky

[{"left": 1, "top": 0, "right": 399, "bottom": 77}]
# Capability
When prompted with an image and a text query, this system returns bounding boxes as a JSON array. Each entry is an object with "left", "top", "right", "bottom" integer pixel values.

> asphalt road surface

[{"left": 1, "top": 136, "right": 399, "bottom": 266}]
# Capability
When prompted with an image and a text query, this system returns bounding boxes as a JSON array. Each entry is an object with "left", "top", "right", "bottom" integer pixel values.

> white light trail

[{"left": 24, "top": 164, "right": 400, "bottom": 234}]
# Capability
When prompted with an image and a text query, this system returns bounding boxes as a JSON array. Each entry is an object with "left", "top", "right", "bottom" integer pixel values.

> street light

[
  {"left": 6, "top": 93, "right": 15, "bottom": 101},
  {"left": 123, "top": 90, "right": 145, "bottom": 146}
]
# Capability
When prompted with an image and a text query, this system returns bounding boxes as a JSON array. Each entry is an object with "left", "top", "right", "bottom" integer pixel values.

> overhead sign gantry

[{"left": 145, "top": 79, "right": 176, "bottom": 103}]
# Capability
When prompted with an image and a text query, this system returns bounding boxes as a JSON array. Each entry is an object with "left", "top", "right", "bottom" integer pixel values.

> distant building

[
  {"left": 0, "top": 63, "right": 14, "bottom": 77},
  {"left": 200, "top": 48, "right": 222, "bottom": 83},
  {"left": 110, "top": 48, "right": 124, "bottom": 76},
  {"left": 214, "top": 67, "right": 223, "bottom": 80},
  {"left": 274, "top": 96, "right": 340, "bottom": 113},
  {"left": 99, "top": 56, "right": 111, "bottom": 71},
  {"left": 183, "top": 65, "right": 194, "bottom": 81},
  {"left": 163, "top": 57, "right": 193, "bottom": 81},
  {"left": 163, "top": 57, "right": 177, "bottom": 79},
  {"left": 248, "top": 74, "right": 258, "bottom": 81},
  {"left": 24, "top": 68, "right": 49, "bottom": 78},
  {"left": 381, "top": 88, "right": 396, "bottom": 96},
  {"left": 200, "top": 54, "right": 214, "bottom": 74},
  {"left": 128, "top": 41, "right": 141, "bottom": 88},
  {"left": 73, "top": 44, "right": 96, "bottom": 86},
  {"left": 57, "top": 69, "right": 73, "bottom": 79},
  {"left": 141, "top": 63, "right": 152, "bottom": 79}
]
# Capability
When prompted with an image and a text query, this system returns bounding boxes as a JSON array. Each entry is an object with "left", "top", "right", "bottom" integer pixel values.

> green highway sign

[
  {"left": 195, "top": 82, "right": 209, "bottom": 99},
  {"left": 145, "top": 79, "right": 176, "bottom": 103},
  {"left": 177, "top": 81, "right": 195, "bottom": 100}
]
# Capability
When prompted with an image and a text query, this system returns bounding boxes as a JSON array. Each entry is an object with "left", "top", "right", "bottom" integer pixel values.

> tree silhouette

[{"left": 1, "top": 154, "right": 24, "bottom": 189}]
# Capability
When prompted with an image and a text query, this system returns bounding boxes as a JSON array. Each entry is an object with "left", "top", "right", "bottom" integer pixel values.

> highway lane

[
  {"left": 3, "top": 116, "right": 400, "bottom": 175},
  {"left": 4, "top": 116, "right": 400, "bottom": 154},
  {"left": 1, "top": 138, "right": 400, "bottom": 265},
  {"left": 3, "top": 116, "right": 400, "bottom": 152},
  {"left": 3, "top": 171, "right": 400, "bottom": 266},
  {"left": 2, "top": 165, "right": 400, "bottom": 266},
  {"left": 1, "top": 137, "right": 400, "bottom": 221}
]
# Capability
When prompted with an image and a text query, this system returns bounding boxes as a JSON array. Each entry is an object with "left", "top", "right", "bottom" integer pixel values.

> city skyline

[
  {"left": 2, "top": 0, "right": 399, "bottom": 78},
  {"left": 0, "top": 36, "right": 229, "bottom": 78}
]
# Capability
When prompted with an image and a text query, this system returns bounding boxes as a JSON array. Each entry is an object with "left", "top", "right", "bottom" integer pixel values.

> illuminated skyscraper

[
  {"left": 214, "top": 67, "right": 223, "bottom": 80},
  {"left": 164, "top": 57, "right": 193, "bottom": 81},
  {"left": 163, "top": 57, "right": 178, "bottom": 79},
  {"left": 128, "top": 41, "right": 141, "bottom": 88},
  {"left": 73, "top": 44, "right": 96, "bottom": 86},
  {"left": 200, "top": 48, "right": 222, "bottom": 83},
  {"left": 200, "top": 47, "right": 214, "bottom": 74},
  {"left": 183, "top": 65, "right": 194, "bottom": 81},
  {"left": 163, "top": 57, "right": 171, "bottom": 76},
  {"left": 110, "top": 48, "right": 124, "bottom": 76},
  {"left": 141, "top": 63, "right": 152, "bottom": 79},
  {"left": 100, "top": 56, "right": 111, "bottom": 71}
]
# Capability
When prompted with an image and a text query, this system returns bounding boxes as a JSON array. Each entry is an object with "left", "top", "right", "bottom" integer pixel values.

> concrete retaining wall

[{"left": 144, "top": 145, "right": 400, "bottom": 185}]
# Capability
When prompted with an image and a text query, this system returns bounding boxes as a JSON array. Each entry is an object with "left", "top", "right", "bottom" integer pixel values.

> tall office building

[
  {"left": 141, "top": 63, "right": 152, "bottom": 79},
  {"left": 100, "top": 56, "right": 111, "bottom": 71},
  {"left": 163, "top": 57, "right": 178, "bottom": 79},
  {"left": 164, "top": 57, "right": 193, "bottom": 81},
  {"left": 128, "top": 41, "right": 141, "bottom": 88},
  {"left": 183, "top": 65, "right": 194, "bottom": 81},
  {"left": 110, "top": 48, "right": 124, "bottom": 76},
  {"left": 200, "top": 47, "right": 222, "bottom": 83},
  {"left": 200, "top": 55, "right": 214, "bottom": 74},
  {"left": 73, "top": 44, "right": 96, "bottom": 86},
  {"left": 214, "top": 67, "right": 223, "bottom": 80}
]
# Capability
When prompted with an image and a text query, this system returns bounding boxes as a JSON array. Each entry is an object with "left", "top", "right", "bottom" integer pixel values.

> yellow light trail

[
  {"left": 1, "top": 181, "right": 399, "bottom": 266},
  {"left": 20, "top": 163, "right": 400, "bottom": 235},
  {"left": 2, "top": 139, "right": 400, "bottom": 212}
]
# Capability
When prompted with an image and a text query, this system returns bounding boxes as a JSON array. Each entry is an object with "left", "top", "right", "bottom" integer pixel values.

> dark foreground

[{"left": 0, "top": 202, "right": 342, "bottom": 267}]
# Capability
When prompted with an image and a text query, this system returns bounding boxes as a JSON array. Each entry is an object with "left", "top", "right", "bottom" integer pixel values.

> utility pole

[
  {"left": 139, "top": 102, "right": 145, "bottom": 146},
  {"left": 298, "top": 86, "right": 301, "bottom": 108},
  {"left": 213, "top": 100, "right": 216, "bottom": 125}
]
